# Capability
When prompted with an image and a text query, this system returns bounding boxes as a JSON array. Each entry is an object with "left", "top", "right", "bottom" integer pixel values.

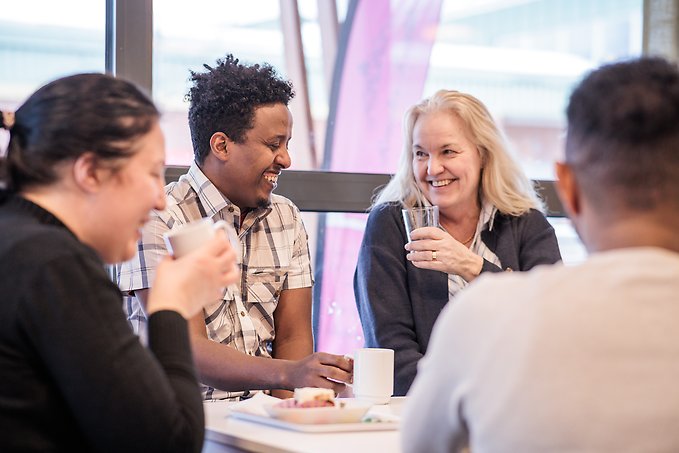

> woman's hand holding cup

[{"left": 147, "top": 220, "right": 240, "bottom": 318}]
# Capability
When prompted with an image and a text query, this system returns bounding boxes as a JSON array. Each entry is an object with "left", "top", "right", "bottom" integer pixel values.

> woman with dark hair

[{"left": 0, "top": 73, "right": 238, "bottom": 452}]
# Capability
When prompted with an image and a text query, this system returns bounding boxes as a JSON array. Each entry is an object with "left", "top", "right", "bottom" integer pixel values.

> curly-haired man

[{"left": 118, "top": 55, "right": 352, "bottom": 400}]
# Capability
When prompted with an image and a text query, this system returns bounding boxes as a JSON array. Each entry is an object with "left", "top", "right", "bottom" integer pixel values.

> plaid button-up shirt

[{"left": 117, "top": 162, "right": 313, "bottom": 400}]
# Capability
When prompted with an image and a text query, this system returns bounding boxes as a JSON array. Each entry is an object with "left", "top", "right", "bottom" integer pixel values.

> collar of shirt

[
  {"left": 186, "top": 162, "right": 272, "bottom": 232},
  {"left": 479, "top": 199, "right": 498, "bottom": 232}
]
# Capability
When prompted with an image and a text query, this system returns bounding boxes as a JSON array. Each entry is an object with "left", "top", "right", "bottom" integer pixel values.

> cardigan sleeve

[
  {"left": 354, "top": 204, "right": 423, "bottom": 395},
  {"left": 481, "top": 209, "right": 562, "bottom": 273},
  {"left": 515, "top": 209, "right": 562, "bottom": 270},
  {"left": 20, "top": 252, "right": 204, "bottom": 453}
]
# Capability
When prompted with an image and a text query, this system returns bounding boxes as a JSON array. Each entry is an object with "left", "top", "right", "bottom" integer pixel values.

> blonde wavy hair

[{"left": 373, "top": 89, "right": 543, "bottom": 216}]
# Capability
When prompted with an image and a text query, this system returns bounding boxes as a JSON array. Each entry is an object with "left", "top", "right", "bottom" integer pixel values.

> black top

[
  {"left": 354, "top": 203, "right": 562, "bottom": 395},
  {"left": 0, "top": 192, "right": 204, "bottom": 452}
]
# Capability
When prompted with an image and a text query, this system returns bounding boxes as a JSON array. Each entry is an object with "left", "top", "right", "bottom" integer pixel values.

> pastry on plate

[{"left": 293, "top": 387, "right": 336, "bottom": 408}]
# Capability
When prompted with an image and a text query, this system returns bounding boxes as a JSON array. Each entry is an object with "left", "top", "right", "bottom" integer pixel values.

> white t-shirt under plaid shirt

[{"left": 116, "top": 162, "right": 313, "bottom": 401}]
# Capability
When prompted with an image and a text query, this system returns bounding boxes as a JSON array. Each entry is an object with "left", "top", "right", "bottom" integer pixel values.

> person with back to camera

[
  {"left": 354, "top": 90, "right": 562, "bottom": 396},
  {"left": 0, "top": 73, "right": 238, "bottom": 452},
  {"left": 402, "top": 56, "right": 679, "bottom": 452},
  {"left": 117, "top": 54, "right": 353, "bottom": 401}
]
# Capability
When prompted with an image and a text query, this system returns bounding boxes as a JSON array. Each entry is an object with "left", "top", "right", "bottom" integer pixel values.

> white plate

[
  {"left": 263, "top": 399, "right": 372, "bottom": 425},
  {"left": 230, "top": 411, "right": 399, "bottom": 432}
]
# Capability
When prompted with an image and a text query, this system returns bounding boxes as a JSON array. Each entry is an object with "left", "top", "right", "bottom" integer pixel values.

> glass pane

[
  {"left": 297, "top": 0, "right": 329, "bottom": 156},
  {"left": 427, "top": 0, "right": 643, "bottom": 180},
  {"left": 424, "top": 0, "right": 643, "bottom": 265},
  {"left": 0, "top": 0, "right": 105, "bottom": 150},
  {"left": 153, "top": 0, "right": 285, "bottom": 165},
  {"left": 313, "top": 211, "right": 370, "bottom": 354}
]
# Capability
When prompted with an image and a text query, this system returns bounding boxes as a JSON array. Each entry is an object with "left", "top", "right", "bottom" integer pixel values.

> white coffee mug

[
  {"left": 353, "top": 348, "right": 394, "bottom": 405},
  {"left": 163, "top": 218, "right": 239, "bottom": 258}
]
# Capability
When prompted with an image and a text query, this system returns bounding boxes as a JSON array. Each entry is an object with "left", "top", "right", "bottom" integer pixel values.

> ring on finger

[{"left": 432, "top": 250, "right": 437, "bottom": 261}]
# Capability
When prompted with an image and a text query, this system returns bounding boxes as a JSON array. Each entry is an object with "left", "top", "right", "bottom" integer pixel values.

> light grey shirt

[{"left": 403, "top": 247, "right": 679, "bottom": 452}]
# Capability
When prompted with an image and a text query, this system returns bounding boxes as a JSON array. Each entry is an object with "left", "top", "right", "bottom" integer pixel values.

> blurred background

[{"left": 1, "top": 0, "right": 675, "bottom": 353}]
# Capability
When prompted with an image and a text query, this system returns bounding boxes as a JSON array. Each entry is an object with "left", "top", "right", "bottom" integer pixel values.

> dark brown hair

[
  {"left": 566, "top": 57, "right": 679, "bottom": 211},
  {"left": 1, "top": 73, "right": 159, "bottom": 192},
  {"left": 186, "top": 54, "right": 294, "bottom": 164}
]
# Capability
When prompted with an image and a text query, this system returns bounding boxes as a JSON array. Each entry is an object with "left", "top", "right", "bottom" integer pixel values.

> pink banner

[{"left": 317, "top": 0, "right": 443, "bottom": 354}]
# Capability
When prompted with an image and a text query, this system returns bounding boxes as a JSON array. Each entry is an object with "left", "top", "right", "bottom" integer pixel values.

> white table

[{"left": 202, "top": 397, "right": 405, "bottom": 453}]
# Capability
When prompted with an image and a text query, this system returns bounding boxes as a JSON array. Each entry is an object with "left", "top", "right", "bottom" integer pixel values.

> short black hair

[
  {"left": 2, "top": 73, "right": 158, "bottom": 192},
  {"left": 186, "top": 54, "right": 295, "bottom": 164},
  {"left": 566, "top": 57, "right": 679, "bottom": 211}
]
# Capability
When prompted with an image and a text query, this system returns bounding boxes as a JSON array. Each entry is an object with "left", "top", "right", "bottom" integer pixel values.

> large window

[
  {"left": 427, "top": 0, "right": 643, "bottom": 180},
  {"left": 424, "top": 0, "right": 643, "bottom": 265}
]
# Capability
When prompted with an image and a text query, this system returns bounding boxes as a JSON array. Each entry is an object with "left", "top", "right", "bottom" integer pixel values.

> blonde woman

[{"left": 354, "top": 90, "right": 561, "bottom": 395}]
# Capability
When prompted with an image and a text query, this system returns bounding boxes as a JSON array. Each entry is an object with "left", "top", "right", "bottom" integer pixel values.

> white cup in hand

[
  {"left": 402, "top": 206, "right": 439, "bottom": 242},
  {"left": 163, "top": 218, "right": 239, "bottom": 258},
  {"left": 353, "top": 348, "right": 394, "bottom": 405}
]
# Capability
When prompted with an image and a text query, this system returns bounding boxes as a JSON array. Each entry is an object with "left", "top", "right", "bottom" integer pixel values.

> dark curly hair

[
  {"left": 566, "top": 57, "right": 679, "bottom": 211},
  {"left": 186, "top": 54, "right": 295, "bottom": 164},
  {"left": 1, "top": 73, "right": 158, "bottom": 192}
]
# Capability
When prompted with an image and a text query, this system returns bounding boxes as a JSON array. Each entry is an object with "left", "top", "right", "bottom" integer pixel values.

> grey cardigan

[{"left": 354, "top": 203, "right": 562, "bottom": 395}]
